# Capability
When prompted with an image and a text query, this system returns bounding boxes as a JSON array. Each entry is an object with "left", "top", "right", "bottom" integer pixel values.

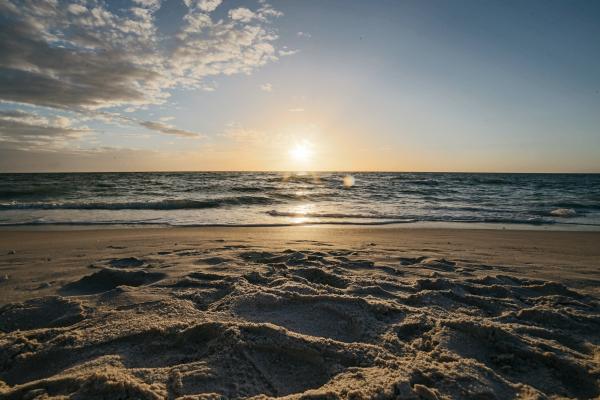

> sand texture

[{"left": 0, "top": 227, "right": 599, "bottom": 399}]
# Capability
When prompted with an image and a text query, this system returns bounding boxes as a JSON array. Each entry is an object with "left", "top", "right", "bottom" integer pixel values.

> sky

[{"left": 0, "top": 0, "right": 599, "bottom": 173}]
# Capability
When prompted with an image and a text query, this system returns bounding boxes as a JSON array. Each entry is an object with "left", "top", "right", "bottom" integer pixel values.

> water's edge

[{"left": 1, "top": 220, "right": 599, "bottom": 232}]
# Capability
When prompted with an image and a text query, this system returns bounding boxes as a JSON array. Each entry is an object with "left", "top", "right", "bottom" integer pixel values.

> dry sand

[{"left": 0, "top": 226, "right": 599, "bottom": 399}]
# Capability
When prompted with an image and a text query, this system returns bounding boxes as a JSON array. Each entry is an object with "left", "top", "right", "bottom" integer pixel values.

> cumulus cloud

[
  {"left": 196, "top": 0, "right": 222, "bottom": 12},
  {"left": 133, "top": 0, "right": 162, "bottom": 8},
  {"left": 229, "top": 7, "right": 256, "bottom": 22},
  {"left": 67, "top": 4, "right": 87, "bottom": 15},
  {"left": 0, "top": 0, "right": 282, "bottom": 109},
  {"left": 0, "top": 0, "right": 283, "bottom": 149}
]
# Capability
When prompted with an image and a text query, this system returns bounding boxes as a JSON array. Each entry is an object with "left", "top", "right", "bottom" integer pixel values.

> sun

[{"left": 289, "top": 142, "right": 314, "bottom": 162}]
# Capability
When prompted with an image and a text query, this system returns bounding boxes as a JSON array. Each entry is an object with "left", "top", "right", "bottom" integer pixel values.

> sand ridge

[{"left": 0, "top": 232, "right": 599, "bottom": 399}]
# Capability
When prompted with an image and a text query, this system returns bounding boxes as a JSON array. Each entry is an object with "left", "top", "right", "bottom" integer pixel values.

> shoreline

[
  {"left": 1, "top": 219, "right": 600, "bottom": 231},
  {"left": 1, "top": 226, "right": 599, "bottom": 301}
]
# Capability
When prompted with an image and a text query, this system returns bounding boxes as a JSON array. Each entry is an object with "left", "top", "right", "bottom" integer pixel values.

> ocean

[{"left": 0, "top": 172, "right": 599, "bottom": 229}]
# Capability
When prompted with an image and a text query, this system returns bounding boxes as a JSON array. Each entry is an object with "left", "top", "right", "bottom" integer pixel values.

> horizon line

[{"left": 1, "top": 170, "right": 599, "bottom": 174}]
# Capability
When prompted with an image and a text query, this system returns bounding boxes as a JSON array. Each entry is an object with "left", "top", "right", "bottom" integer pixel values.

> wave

[
  {"left": 266, "top": 174, "right": 332, "bottom": 184},
  {"left": 266, "top": 210, "right": 408, "bottom": 219},
  {"left": 0, "top": 196, "right": 276, "bottom": 210},
  {"left": 401, "top": 179, "right": 439, "bottom": 186},
  {"left": 265, "top": 210, "right": 556, "bottom": 225},
  {"left": 0, "top": 186, "right": 73, "bottom": 199},
  {"left": 550, "top": 208, "right": 577, "bottom": 217},
  {"left": 3, "top": 218, "right": 598, "bottom": 228},
  {"left": 551, "top": 201, "right": 600, "bottom": 211},
  {"left": 472, "top": 177, "right": 511, "bottom": 185},
  {"left": 229, "top": 186, "right": 270, "bottom": 193},
  {"left": 0, "top": 220, "right": 417, "bottom": 227},
  {"left": 270, "top": 191, "right": 335, "bottom": 202}
]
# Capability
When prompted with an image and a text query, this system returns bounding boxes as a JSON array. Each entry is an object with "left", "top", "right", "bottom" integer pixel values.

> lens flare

[{"left": 343, "top": 175, "right": 355, "bottom": 187}]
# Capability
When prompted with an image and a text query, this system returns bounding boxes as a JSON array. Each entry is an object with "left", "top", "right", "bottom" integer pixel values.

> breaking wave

[{"left": 0, "top": 196, "right": 276, "bottom": 210}]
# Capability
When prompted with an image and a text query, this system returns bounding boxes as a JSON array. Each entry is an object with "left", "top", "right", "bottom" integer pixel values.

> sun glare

[{"left": 289, "top": 142, "right": 314, "bottom": 162}]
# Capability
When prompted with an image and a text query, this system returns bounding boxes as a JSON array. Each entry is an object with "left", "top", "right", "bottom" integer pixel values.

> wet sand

[{"left": 0, "top": 227, "right": 599, "bottom": 399}]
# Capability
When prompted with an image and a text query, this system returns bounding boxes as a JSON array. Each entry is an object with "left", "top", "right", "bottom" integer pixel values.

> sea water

[{"left": 0, "top": 172, "right": 599, "bottom": 229}]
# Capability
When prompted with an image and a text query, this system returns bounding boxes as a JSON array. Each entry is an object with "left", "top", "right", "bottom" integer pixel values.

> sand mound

[
  {"left": 0, "top": 296, "right": 85, "bottom": 332},
  {"left": 109, "top": 257, "right": 145, "bottom": 268},
  {"left": 60, "top": 268, "right": 166, "bottom": 294},
  {"left": 1, "top": 246, "right": 599, "bottom": 399}
]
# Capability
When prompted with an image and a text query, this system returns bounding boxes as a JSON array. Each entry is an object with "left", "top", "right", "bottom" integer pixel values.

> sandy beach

[{"left": 0, "top": 226, "right": 598, "bottom": 399}]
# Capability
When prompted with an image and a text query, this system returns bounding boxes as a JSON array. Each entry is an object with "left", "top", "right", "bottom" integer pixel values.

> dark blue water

[{"left": 0, "top": 172, "right": 599, "bottom": 229}]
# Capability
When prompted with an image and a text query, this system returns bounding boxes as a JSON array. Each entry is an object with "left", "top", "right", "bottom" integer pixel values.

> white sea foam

[{"left": 550, "top": 208, "right": 577, "bottom": 217}]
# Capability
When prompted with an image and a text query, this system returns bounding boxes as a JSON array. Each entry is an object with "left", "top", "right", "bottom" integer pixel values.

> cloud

[
  {"left": 67, "top": 4, "right": 87, "bottom": 15},
  {"left": 139, "top": 120, "right": 202, "bottom": 138},
  {"left": 198, "top": 0, "right": 222, "bottom": 12},
  {"left": 3, "top": 0, "right": 281, "bottom": 111},
  {"left": 256, "top": 2, "right": 283, "bottom": 19},
  {"left": 0, "top": 109, "right": 90, "bottom": 150},
  {"left": 183, "top": 0, "right": 222, "bottom": 12},
  {"left": 288, "top": 108, "right": 305, "bottom": 113},
  {"left": 182, "top": 11, "right": 212, "bottom": 32},
  {"left": 0, "top": 5, "right": 164, "bottom": 110},
  {"left": 133, "top": 0, "right": 162, "bottom": 9},
  {"left": 297, "top": 31, "right": 312, "bottom": 38},
  {"left": 0, "top": 146, "right": 171, "bottom": 172},
  {"left": 260, "top": 83, "right": 273, "bottom": 92},
  {"left": 229, "top": 8, "right": 256, "bottom": 22},
  {"left": 66, "top": 109, "right": 202, "bottom": 139},
  {"left": 0, "top": 0, "right": 284, "bottom": 153},
  {"left": 279, "top": 47, "right": 299, "bottom": 57}
]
